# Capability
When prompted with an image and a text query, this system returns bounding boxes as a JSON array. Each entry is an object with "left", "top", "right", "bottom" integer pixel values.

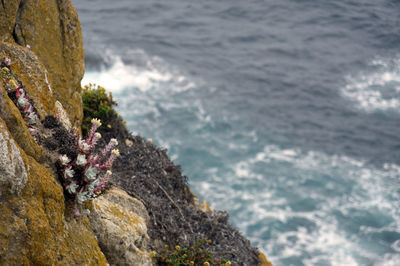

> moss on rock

[{"left": 0, "top": 0, "right": 84, "bottom": 128}]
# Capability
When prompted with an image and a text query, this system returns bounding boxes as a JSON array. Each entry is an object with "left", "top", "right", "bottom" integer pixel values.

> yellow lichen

[
  {"left": 259, "top": 252, "right": 273, "bottom": 266},
  {"left": 0, "top": 113, "right": 107, "bottom": 265}
]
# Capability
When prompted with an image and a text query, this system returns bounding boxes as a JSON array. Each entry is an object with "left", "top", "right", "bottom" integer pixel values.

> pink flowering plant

[
  {"left": 0, "top": 58, "right": 119, "bottom": 216},
  {"left": 57, "top": 118, "right": 119, "bottom": 216},
  {"left": 0, "top": 57, "right": 39, "bottom": 137}
]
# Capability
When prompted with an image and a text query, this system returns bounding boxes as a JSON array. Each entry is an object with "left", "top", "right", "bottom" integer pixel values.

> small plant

[
  {"left": 153, "top": 239, "right": 231, "bottom": 266},
  {"left": 82, "top": 83, "right": 118, "bottom": 136},
  {"left": 0, "top": 57, "right": 40, "bottom": 137},
  {"left": 57, "top": 118, "right": 119, "bottom": 216}
]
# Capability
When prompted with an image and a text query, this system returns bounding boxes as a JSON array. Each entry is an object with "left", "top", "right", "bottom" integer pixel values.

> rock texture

[
  {"left": 0, "top": 116, "right": 107, "bottom": 265},
  {"left": 0, "top": 17, "right": 108, "bottom": 265},
  {"left": 90, "top": 187, "right": 153, "bottom": 266},
  {"left": 0, "top": 120, "right": 27, "bottom": 196},
  {"left": 0, "top": 0, "right": 84, "bottom": 128},
  {"left": 0, "top": 42, "right": 53, "bottom": 163}
]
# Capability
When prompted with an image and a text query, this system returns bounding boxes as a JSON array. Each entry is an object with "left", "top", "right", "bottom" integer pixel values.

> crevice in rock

[
  {"left": 1, "top": 0, "right": 6, "bottom": 12},
  {"left": 56, "top": 0, "right": 66, "bottom": 55},
  {"left": 12, "top": 0, "right": 27, "bottom": 46}
]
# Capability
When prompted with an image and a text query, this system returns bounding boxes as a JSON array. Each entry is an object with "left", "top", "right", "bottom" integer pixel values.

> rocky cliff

[
  {"left": 0, "top": 1, "right": 152, "bottom": 265},
  {"left": 0, "top": 0, "right": 84, "bottom": 128},
  {"left": 0, "top": 1, "right": 272, "bottom": 265},
  {"left": 0, "top": 42, "right": 108, "bottom": 265}
]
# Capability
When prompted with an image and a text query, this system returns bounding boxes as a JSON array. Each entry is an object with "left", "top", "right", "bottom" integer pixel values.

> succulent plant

[
  {"left": 0, "top": 57, "right": 39, "bottom": 138},
  {"left": 57, "top": 118, "right": 119, "bottom": 216}
]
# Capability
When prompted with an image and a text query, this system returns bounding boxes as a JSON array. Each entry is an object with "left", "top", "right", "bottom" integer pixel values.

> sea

[{"left": 72, "top": 1, "right": 400, "bottom": 265}]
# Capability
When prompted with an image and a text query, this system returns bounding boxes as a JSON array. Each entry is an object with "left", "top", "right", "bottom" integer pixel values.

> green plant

[
  {"left": 153, "top": 239, "right": 231, "bottom": 266},
  {"left": 82, "top": 83, "right": 118, "bottom": 136}
]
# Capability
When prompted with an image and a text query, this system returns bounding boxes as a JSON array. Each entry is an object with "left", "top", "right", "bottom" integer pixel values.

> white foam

[
  {"left": 82, "top": 49, "right": 195, "bottom": 93},
  {"left": 194, "top": 143, "right": 400, "bottom": 265},
  {"left": 81, "top": 49, "right": 215, "bottom": 154},
  {"left": 341, "top": 57, "right": 400, "bottom": 113}
]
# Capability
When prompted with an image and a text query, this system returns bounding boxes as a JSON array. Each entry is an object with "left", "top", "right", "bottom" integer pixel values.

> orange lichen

[{"left": 259, "top": 252, "right": 273, "bottom": 266}]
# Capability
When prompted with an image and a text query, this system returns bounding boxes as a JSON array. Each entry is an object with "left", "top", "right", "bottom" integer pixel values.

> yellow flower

[
  {"left": 150, "top": 251, "right": 156, "bottom": 257},
  {"left": 207, "top": 240, "right": 212, "bottom": 244},
  {"left": 107, "top": 124, "right": 112, "bottom": 128},
  {"left": 111, "top": 149, "right": 120, "bottom": 157},
  {"left": 225, "top": 261, "right": 231, "bottom": 265},
  {"left": 91, "top": 118, "right": 102, "bottom": 127},
  {"left": 175, "top": 245, "right": 180, "bottom": 250},
  {"left": 190, "top": 261, "right": 194, "bottom": 265},
  {"left": 204, "top": 262, "right": 210, "bottom": 266},
  {"left": 9, "top": 79, "right": 18, "bottom": 89}
]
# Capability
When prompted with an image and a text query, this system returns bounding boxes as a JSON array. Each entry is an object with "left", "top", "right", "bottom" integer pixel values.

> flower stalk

[{"left": 57, "top": 119, "right": 119, "bottom": 216}]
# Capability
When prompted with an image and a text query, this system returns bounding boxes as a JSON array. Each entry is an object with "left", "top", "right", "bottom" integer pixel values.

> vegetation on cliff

[
  {"left": 42, "top": 115, "right": 119, "bottom": 216},
  {"left": 83, "top": 84, "right": 269, "bottom": 265},
  {"left": 82, "top": 83, "right": 118, "bottom": 137}
]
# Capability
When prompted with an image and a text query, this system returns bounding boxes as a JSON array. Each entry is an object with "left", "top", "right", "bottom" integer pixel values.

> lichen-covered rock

[
  {"left": 0, "top": 43, "right": 57, "bottom": 118},
  {"left": 0, "top": 121, "right": 27, "bottom": 196},
  {"left": 0, "top": 0, "right": 84, "bottom": 127},
  {"left": 0, "top": 117, "right": 108, "bottom": 265},
  {"left": 0, "top": 42, "right": 62, "bottom": 163},
  {"left": 0, "top": 30, "right": 107, "bottom": 264},
  {"left": 0, "top": 1, "right": 20, "bottom": 43},
  {"left": 90, "top": 187, "right": 154, "bottom": 266}
]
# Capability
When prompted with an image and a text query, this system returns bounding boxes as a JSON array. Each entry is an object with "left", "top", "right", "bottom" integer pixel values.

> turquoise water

[{"left": 74, "top": 0, "right": 400, "bottom": 264}]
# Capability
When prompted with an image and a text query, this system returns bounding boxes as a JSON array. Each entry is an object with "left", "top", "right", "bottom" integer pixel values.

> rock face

[
  {"left": 0, "top": 12, "right": 108, "bottom": 265},
  {"left": 0, "top": 120, "right": 27, "bottom": 196},
  {"left": 0, "top": 0, "right": 84, "bottom": 128},
  {"left": 0, "top": 115, "right": 107, "bottom": 264},
  {"left": 90, "top": 187, "right": 153, "bottom": 266},
  {"left": 0, "top": 42, "right": 53, "bottom": 163},
  {"left": 0, "top": 2, "right": 154, "bottom": 264}
]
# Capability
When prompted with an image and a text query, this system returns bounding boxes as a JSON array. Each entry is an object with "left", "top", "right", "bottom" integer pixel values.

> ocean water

[{"left": 72, "top": 1, "right": 400, "bottom": 265}]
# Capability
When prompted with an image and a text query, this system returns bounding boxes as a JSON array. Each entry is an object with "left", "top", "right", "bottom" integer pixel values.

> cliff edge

[{"left": 0, "top": 1, "right": 272, "bottom": 265}]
